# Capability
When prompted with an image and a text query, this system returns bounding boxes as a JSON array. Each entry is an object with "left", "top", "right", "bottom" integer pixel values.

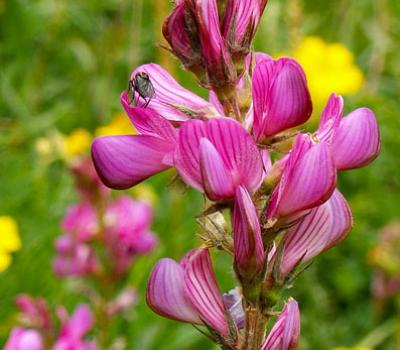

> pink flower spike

[
  {"left": 91, "top": 135, "right": 174, "bottom": 190},
  {"left": 331, "top": 107, "right": 380, "bottom": 170},
  {"left": 261, "top": 299, "right": 300, "bottom": 350},
  {"left": 184, "top": 248, "right": 230, "bottom": 335},
  {"left": 130, "top": 63, "right": 219, "bottom": 121},
  {"left": 252, "top": 57, "right": 312, "bottom": 140},
  {"left": 174, "top": 118, "right": 264, "bottom": 200},
  {"left": 266, "top": 134, "right": 337, "bottom": 221},
  {"left": 278, "top": 189, "right": 353, "bottom": 277},
  {"left": 233, "top": 186, "right": 265, "bottom": 280},
  {"left": 4, "top": 327, "right": 44, "bottom": 350},
  {"left": 146, "top": 258, "right": 202, "bottom": 324}
]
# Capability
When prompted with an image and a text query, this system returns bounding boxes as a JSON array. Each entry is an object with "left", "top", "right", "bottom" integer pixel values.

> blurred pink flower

[
  {"left": 53, "top": 304, "right": 97, "bottom": 350},
  {"left": 4, "top": 327, "right": 44, "bottom": 350},
  {"left": 53, "top": 234, "right": 98, "bottom": 277},
  {"left": 62, "top": 203, "right": 98, "bottom": 241},
  {"left": 15, "top": 295, "right": 52, "bottom": 333}
]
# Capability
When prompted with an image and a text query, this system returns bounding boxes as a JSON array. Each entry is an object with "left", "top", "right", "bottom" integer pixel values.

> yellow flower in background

[
  {"left": 95, "top": 113, "right": 137, "bottom": 137},
  {"left": 292, "top": 36, "right": 364, "bottom": 110},
  {"left": 63, "top": 128, "right": 92, "bottom": 157},
  {"left": 0, "top": 216, "right": 21, "bottom": 272}
]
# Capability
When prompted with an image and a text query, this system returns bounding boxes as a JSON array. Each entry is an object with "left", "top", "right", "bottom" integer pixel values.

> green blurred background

[{"left": 1, "top": 0, "right": 400, "bottom": 348}]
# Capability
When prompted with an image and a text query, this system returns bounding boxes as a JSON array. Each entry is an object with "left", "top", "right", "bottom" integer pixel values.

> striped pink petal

[
  {"left": 130, "top": 63, "right": 218, "bottom": 121},
  {"left": 183, "top": 248, "right": 230, "bottom": 335},
  {"left": 199, "top": 138, "right": 235, "bottom": 200},
  {"left": 174, "top": 118, "right": 264, "bottom": 199},
  {"left": 331, "top": 108, "right": 380, "bottom": 170},
  {"left": 233, "top": 186, "right": 265, "bottom": 279},
  {"left": 261, "top": 299, "right": 300, "bottom": 350},
  {"left": 252, "top": 57, "right": 312, "bottom": 140},
  {"left": 163, "top": 3, "right": 198, "bottom": 67},
  {"left": 194, "top": 0, "right": 232, "bottom": 76},
  {"left": 121, "top": 93, "right": 177, "bottom": 142},
  {"left": 266, "top": 134, "right": 337, "bottom": 220},
  {"left": 91, "top": 135, "right": 174, "bottom": 189},
  {"left": 146, "top": 258, "right": 202, "bottom": 324},
  {"left": 278, "top": 189, "right": 353, "bottom": 276},
  {"left": 316, "top": 93, "right": 343, "bottom": 143},
  {"left": 222, "top": 0, "right": 261, "bottom": 46}
]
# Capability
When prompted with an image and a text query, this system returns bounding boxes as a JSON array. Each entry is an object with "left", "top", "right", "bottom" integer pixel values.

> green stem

[{"left": 241, "top": 305, "right": 268, "bottom": 350}]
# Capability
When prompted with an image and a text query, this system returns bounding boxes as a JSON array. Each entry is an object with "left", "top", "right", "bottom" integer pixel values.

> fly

[{"left": 127, "top": 72, "right": 155, "bottom": 108}]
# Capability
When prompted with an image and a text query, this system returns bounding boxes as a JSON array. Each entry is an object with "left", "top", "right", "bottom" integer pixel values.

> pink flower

[
  {"left": 261, "top": 299, "right": 300, "bottom": 350},
  {"left": 92, "top": 101, "right": 177, "bottom": 190},
  {"left": 265, "top": 134, "right": 336, "bottom": 223},
  {"left": 124, "top": 64, "right": 219, "bottom": 122},
  {"left": 174, "top": 117, "right": 265, "bottom": 201},
  {"left": 62, "top": 202, "right": 98, "bottom": 241},
  {"left": 273, "top": 189, "right": 353, "bottom": 278},
  {"left": 146, "top": 248, "right": 231, "bottom": 336},
  {"left": 232, "top": 186, "right": 265, "bottom": 281},
  {"left": 15, "top": 295, "right": 52, "bottom": 332},
  {"left": 163, "top": 3, "right": 204, "bottom": 74},
  {"left": 104, "top": 196, "right": 157, "bottom": 274},
  {"left": 252, "top": 56, "right": 312, "bottom": 141},
  {"left": 222, "top": 0, "right": 262, "bottom": 60},
  {"left": 53, "top": 305, "right": 97, "bottom": 350},
  {"left": 4, "top": 328, "right": 44, "bottom": 350},
  {"left": 315, "top": 93, "right": 381, "bottom": 170},
  {"left": 53, "top": 234, "right": 98, "bottom": 277}
]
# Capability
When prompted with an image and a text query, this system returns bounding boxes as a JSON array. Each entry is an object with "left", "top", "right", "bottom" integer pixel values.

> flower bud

[{"left": 261, "top": 299, "right": 300, "bottom": 350}]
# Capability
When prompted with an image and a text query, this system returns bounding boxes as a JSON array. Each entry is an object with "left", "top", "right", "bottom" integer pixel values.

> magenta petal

[
  {"left": 252, "top": 57, "right": 312, "bottom": 139},
  {"left": 146, "top": 258, "right": 202, "bottom": 324},
  {"left": 121, "top": 93, "right": 177, "bottom": 142},
  {"left": 279, "top": 189, "right": 353, "bottom": 276},
  {"left": 199, "top": 138, "right": 235, "bottom": 200},
  {"left": 91, "top": 135, "right": 174, "bottom": 190},
  {"left": 195, "top": 0, "right": 231, "bottom": 71},
  {"left": 174, "top": 118, "right": 264, "bottom": 197},
  {"left": 4, "top": 328, "right": 44, "bottom": 350},
  {"left": 331, "top": 108, "right": 380, "bottom": 170},
  {"left": 268, "top": 135, "right": 337, "bottom": 219},
  {"left": 131, "top": 63, "right": 217, "bottom": 121},
  {"left": 233, "top": 186, "right": 265, "bottom": 279},
  {"left": 316, "top": 93, "right": 343, "bottom": 143},
  {"left": 261, "top": 299, "right": 300, "bottom": 350},
  {"left": 66, "top": 305, "right": 93, "bottom": 338},
  {"left": 222, "top": 0, "right": 260, "bottom": 44},
  {"left": 183, "top": 248, "right": 230, "bottom": 335},
  {"left": 163, "top": 3, "right": 195, "bottom": 64}
]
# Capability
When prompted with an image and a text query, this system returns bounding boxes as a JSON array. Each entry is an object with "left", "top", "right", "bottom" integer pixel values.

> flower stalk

[{"left": 89, "top": 0, "right": 381, "bottom": 349}]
